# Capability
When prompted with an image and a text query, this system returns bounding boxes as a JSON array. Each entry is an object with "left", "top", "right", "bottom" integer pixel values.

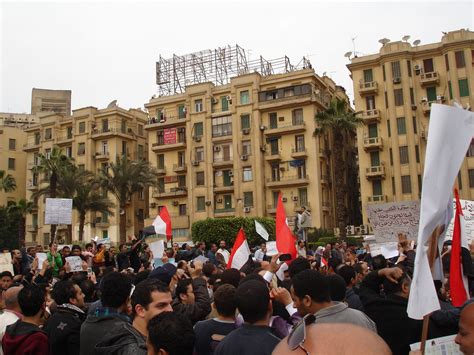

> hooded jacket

[
  {"left": 2, "top": 320, "right": 49, "bottom": 355},
  {"left": 95, "top": 322, "right": 147, "bottom": 355}
]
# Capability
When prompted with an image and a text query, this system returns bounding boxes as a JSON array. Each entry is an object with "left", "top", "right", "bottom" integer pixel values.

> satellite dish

[
  {"left": 413, "top": 40, "right": 421, "bottom": 46},
  {"left": 378, "top": 38, "right": 390, "bottom": 45},
  {"left": 107, "top": 100, "right": 117, "bottom": 108},
  {"left": 402, "top": 35, "right": 410, "bottom": 42},
  {"left": 344, "top": 51, "right": 352, "bottom": 58}
]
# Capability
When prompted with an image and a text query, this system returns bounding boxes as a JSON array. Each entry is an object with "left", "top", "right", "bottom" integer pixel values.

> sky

[{"left": 1, "top": 0, "right": 473, "bottom": 113}]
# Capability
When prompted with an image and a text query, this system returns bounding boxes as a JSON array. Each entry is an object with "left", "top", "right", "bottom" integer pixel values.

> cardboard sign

[
  {"left": 45, "top": 198, "right": 73, "bottom": 225},
  {"left": 65, "top": 256, "right": 83, "bottom": 272},
  {"left": 37, "top": 252, "right": 48, "bottom": 270},
  {"left": 0, "top": 253, "right": 13, "bottom": 273},
  {"left": 265, "top": 241, "right": 278, "bottom": 256},
  {"left": 164, "top": 128, "right": 177, "bottom": 144}
]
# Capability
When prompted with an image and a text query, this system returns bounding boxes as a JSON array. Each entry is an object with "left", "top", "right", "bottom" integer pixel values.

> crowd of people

[{"left": 0, "top": 234, "right": 473, "bottom": 355}]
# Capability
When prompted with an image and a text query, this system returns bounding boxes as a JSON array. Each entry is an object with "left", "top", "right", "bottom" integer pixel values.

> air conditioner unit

[
  {"left": 393, "top": 77, "right": 401, "bottom": 84},
  {"left": 345, "top": 225, "right": 355, "bottom": 236},
  {"left": 360, "top": 225, "right": 369, "bottom": 235},
  {"left": 213, "top": 146, "right": 221, "bottom": 152},
  {"left": 192, "top": 160, "right": 199, "bottom": 166},
  {"left": 260, "top": 146, "right": 266, "bottom": 152},
  {"left": 217, "top": 198, "right": 223, "bottom": 203},
  {"left": 421, "top": 97, "right": 428, "bottom": 103},
  {"left": 226, "top": 95, "right": 232, "bottom": 104},
  {"left": 241, "top": 155, "right": 248, "bottom": 161},
  {"left": 211, "top": 97, "right": 218, "bottom": 104},
  {"left": 437, "top": 95, "right": 445, "bottom": 101},
  {"left": 243, "top": 207, "right": 251, "bottom": 213},
  {"left": 228, "top": 171, "right": 233, "bottom": 177},
  {"left": 414, "top": 64, "right": 421, "bottom": 71},
  {"left": 194, "top": 136, "right": 201, "bottom": 142},
  {"left": 291, "top": 196, "right": 298, "bottom": 201},
  {"left": 411, "top": 105, "right": 417, "bottom": 110},
  {"left": 150, "top": 203, "right": 156, "bottom": 208},
  {"left": 205, "top": 200, "right": 212, "bottom": 206},
  {"left": 242, "top": 128, "right": 250, "bottom": 135},
  {"left": 355, "top": 226, "right": 361, "bottom": 235},
  {"left": 282, "top": 197, "right": 287, "bottom": 202},
  {"left": 172, "top": 200, "right": 179, "bottom": 206},
  {"left": 259, "top": 125, "right": 266, "bottom": 131},
  {"left": 333, "top": 227, "right": 341, "bottom": 237}
]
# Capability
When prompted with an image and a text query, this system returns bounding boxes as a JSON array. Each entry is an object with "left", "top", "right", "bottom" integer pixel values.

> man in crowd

[
  {"left": 194, "top": 284, "right": 237, "bottom": 354},
  {"left": 291, "top": 269, "right": 376, "bottom": 331},
  {"left": 206, "top": 244, "right": 218, "bottom": 265},
  {"left": 215, "top": 241, "right": 230, "bottom": 267},
  {"left": 215, "top": 279, "right": 280, "bottom": 355},
  {"left": 147, "top": 312, "right": 195, "bottom": 355},
  {"left": 45, "top": 280, "right": 86, "bottom": 355},
  {"left": 0, "top": 286, "right": 22, "bottom": 355},
  {"left": 2, "top": 285, "right": 49, "bottom": 355},
  {"left": 337, "top": 265, "right": 364, "bottom": 311},
  {"left": 172, "top": 275, "right": 211, "bottom": 324},
  {"left": 1, "top": 272, "right": 13, "bottom": 292},
  {"left": 254, "top": 243, "right": 267, "bottom": 262},
  {"left": 455, "top": 302, "right": 474, "bottom": 355}
]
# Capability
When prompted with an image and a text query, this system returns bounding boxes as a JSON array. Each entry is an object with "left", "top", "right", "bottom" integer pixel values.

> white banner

[
  {"left": 0, "top": 253, "right": 13, "bottom": 273},
  {"left": 45, "top": 198, "right": 73, "bottom": 225}
]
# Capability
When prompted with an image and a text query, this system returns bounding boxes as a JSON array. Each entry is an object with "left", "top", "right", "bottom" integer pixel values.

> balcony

[
  {"left": 151, "top": 140, "right": 186, "bottom": 152},
  {"left": 291, "top": 148, "right": 307, "bottom": 158},
  {"left": 156, "top": 167, "right": 166, "bottom": 175},
  {"left": 266, "top": 174, "right": 309, "bottom": 188},
  {"left": 173, "top": 164, "right": 187, "bottom": 173},
  {"left": 319, "top": 148, "right": 330, "bottom": 159},
  {"left": 214, "top": 208, "right": 236, "bottom": 217},
  {"left": 152, "top": 187, "right": 188, "bottom": 199},
  {"left": 264, "top": 121, "right": 306, "bottom": 137},
  {"left": 56, "top": 135, "right": 74, "bottom": 145},
  {"left": 266, "top": 205, "right": 277, "bottom": 214},
  {"left": 145, "top": 116, "right": 187, "bottom": 129},
  {"left": 368, "top": 195, "right": 387, "bottom": 203},
  {"left": 24, "top": 142, "right": 41, "bottom": 152},
  {"left": 365, "top": 165, "right": 386, "bottom": 179},
  {"left": 214, "top": 183, "right": 234, "bottom": 193},
  {"left": 95, "top": 152, "right": 110, "bottom": 160},
  {"left": 359, "top": 81, "right": 378, "bottom": 95},
  {"left": 95, "top": 221, "right": 110, "bottom": 228},
  {"left": 320, "top": 174, "right": 330, "bottom": 185},
  {"left": 212, "top": 157, "right": 234, "bottom": 168},
  {"left": 363, "top": 137, "right": 383, "bottom": 151},
  {"left": 264, "top": 151, "right": 282, "bottom": 162},
  {"left": 91, "top": 127, "right": 135, "bottom": 140},
  {"left": 27, "top": 182, "right": 39, "bottom": 191},
  {"left": 360, "top": 109, "right": 381, "bottom": 123},
  {"left": 26, "top": 225, "right": 38, "bottom": 232},
  {"left": 258, "top": 92, "right": 313, "bottom": 111},
  {"left": 420, "top": 71, "right": 440, "bottom": 86}
]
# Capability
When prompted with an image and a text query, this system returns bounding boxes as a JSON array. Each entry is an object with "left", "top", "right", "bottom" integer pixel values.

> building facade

[
  {"left": 31, "top": 88, "right": 72, "bottom": 116},
  {"left": 347, "top": 29, "right": 474, "bottom": 223},
  {"left": 24, "top": 104, "right": 148, "bottom": 245},
  {"left": 145, "top": 69, "right": 358, "bottom": 239}
]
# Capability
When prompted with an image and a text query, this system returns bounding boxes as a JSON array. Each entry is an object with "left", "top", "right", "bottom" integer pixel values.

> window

[
  {"left": 389, "top": 148, "right": 393, "bottom": 166},
  {"left": 372, "top": 180, "right": 382, "bottom": 196},
  {"left": 292, "top": 109, "right": 304, "bottom": 125},
  {"left": 241, "top": 114, "right": 250, "bottom": 130},
  {"left": 410, "top": 88, "right": 415, "bottom": 106},
  {"left": 363, "top": 69, "right": 373, "bottom": 83},
  {"left": 445, "top": 54, "right": 450, "bottom": 71},
  {"left": 8, "top": 139, "right": 15, "bottom": 150},
  {"left": 45, "top": 148, "right": 51, "bottom": 159},
  {"left": 178, "top": 105, "right": 186, "bottom": 119},
  {"left": 242, "top": 141, "right": 251, "bottom": 156},
  {"left": 412, "top": 117, "right": 417, "bottom": 134},
  {"left": 101, "top": 141, "right": 108, "bottom": 154},
  {"left": 194, "top": 99, "right": 203, "bottom": 112},
  {"left": 458, "top": 172, "right": 463, "bottom": 190},
  {"left": 368, "top": 123, "right": 378, "bottom": 138},
  {"left": 415, "top": 145, "right": 420, "bottom": 163},
  {"left": 407, "top": 60, "right": 412, "bottom": 77},
  {"left": 196, "top": 172, "right": 205, "bottom": 186},
  {"left": 195, "top": 147, "right": 204, "bottom": 162},
  {"left": 122, "top": 141, "right": 127, "bottom": 155},
  {"left": 78, "top": 143, "right": 85, "bottom": 155},
  {"left": 177, "top": 151, "right": 185, "bottom": 167},
  {"left": 401, "top": 176, "right": 412, "bottom": 194},
  {"left": 469, "top": 169, "right": 474, "bottom": 188},
  {"left": 399, "top": 146, "right": 409, "bottom": 164},
  {"left": 426, "top": 86, "right": 437, "bottom": 102},
  {"left": 79, "top": 121, "right": 85, "bottom": 133},
  {"left": 197, "top": 197, "right": 206, "bottom": 211},
  {"left": 66, "top": 146, "right": 72, "bottom": 158},
  {"left": 121, "top": 119, "right": 127, "bottom": 133},
  {"left": 221, "top": 96, "right": 229, "bottom": 111},
  {"left": 370, "top": 151, "right": 380, "bottom": 166},
  {"left": 177, "top": 175, "right": 186, "bottom": 187},
  {"left": 384, "top": 91, "right": 388, "bottom": 109},
  {"left": 394, "top": 89, "right": 404, "bottom": 106},
  {"left": 418, "top": 175, "right": 422, "bottom": 194},
  {"left": 472, "top": 49, "right": 474, "bottom": 66},
  {"left": 455, "top": 51, "right": 465, "bottom": 68},
  {"left": 138, "top": 145, "right": 144, "bottom": 159},
  {"left": 177, "top": 127, "right": 186, "bottom": 143},
  {"left": 240, "top": 91, "right": 249, "bottom": 104},
  {"left": 7, "top": 158, "right": 15, "bottom": 170},
  {"left": 295, "top": 135, "right": 305, "bottom": 152},
  {"left": 271, "top": 164, "right": 280, "bottom": 182},
  {"left": 382, "top": 64, "right": 386, "bottom": 81},
  {"left": 269, "top": 112, "right": 278, "bottom": 129},
  {"left": 138, "top": 124, "right": 144, "bottom": 136},
  {"left": 459, "top": 79, "right": 469, "bottom": 97},
  {"left": 44, "top": 128, "right": 52, "bottom": 140},
  {"left": 194, "top": 122, "right": 203, "bottom": 137},
  {"left": 387, "top": 119, "right": 391, "bottom": 137},
  {"left": 158, "top": 178, "right": 165, "bottom": 193},
  {"left": 297, "top": 161, "right": 306, "bottom": 179},
  {"left": 78, "top": 164, "right": 85, "bottom": 172},
  {"left": 366, "top": 96, "right": 375, "bottom": 110},
  {"left": 157, "top": 130, "right": 164, "bottom": 145},
  {"left": 102, "top": 119, "right": 109, "bottom": 132},
  {"left": 243, "top": 192, "right": 253, "bottom": 207},
  {"left": 243, "top": 167, "right": 253, "bottom": 182},
  {"left": 212, "top": 116, "right": 232, "bottom": 137},
  {"left": 392, "top": 177, "right": 396, "bottom": 195},
  {"left": 66, "top": 126, "right": 73, "bottom": 139},
  {"left": 391, "top": 61, "right": 401, "bottom": 79},
  {"left": 448, "top": 81, "right": 453, "bottom": 100},
  {"left": 298, "top": 188, "right": 308, "bottom": 206},
  {"left": 179, "top": 204, "right": 187, "bottom": 216},
  {"left": 157, "top": 154, "right": 164, "bottom": 169},
  {"left": 223, "top": 195, "right": 232, "bottom": 209},
  {"left": 139, "top": 188, "right": 145, "bottom": 200},
  {"left": 396, "top": 117, "right": 406, "bottom": 135},
  {"left": 34, "top": 133, "right": 41, "bottom": 145},
  {"left": 223, "top": 170, "right": 232, "bottom": 186},
  {"left": 468, "top": 141, "right": 474, "bottom": 157},
  {"left": 269, "top": 138, "right": 279, "bottom": 155},
  {"left": 423, "top": 58, "right": 434, "bottom": 73}
]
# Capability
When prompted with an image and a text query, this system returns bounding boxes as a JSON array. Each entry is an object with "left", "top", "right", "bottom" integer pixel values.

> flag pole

[{"left": 420, "top": 224, "right": 444, "bottom": 354}]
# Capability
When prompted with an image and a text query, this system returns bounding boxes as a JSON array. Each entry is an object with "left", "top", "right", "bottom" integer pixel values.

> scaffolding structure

[{"left": 156, "top": 44, "right": 312, "bottom": 97}]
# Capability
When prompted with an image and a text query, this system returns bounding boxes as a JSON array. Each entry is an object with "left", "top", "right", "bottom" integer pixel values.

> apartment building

[
  {"left": 145, "top": 68, "right": 358, "bottom": 239},
  {"left": 24, "top": 104, "right": 148, "bottom": 245},
  {"left": 347, "top": 29, "right": 474, "bottom": 223},
  {"left": 31, "top": 88, "right": 72, "bottom": 116}
]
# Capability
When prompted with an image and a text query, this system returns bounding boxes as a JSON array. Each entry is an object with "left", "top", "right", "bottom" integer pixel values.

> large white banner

[
  {"left": 366, "top": 201, "right": 420, "bottom": 243},
  {"left": 45, "top": 198, "right": 73, "bottom": 225},
  {"left": 446, "top": 199, "right": 474, "bottom": 245}
]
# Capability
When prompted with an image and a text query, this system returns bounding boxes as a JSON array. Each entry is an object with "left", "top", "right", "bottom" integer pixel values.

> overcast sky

[{"left": 1, "top": 0, "right": 472, "bottom": 113}]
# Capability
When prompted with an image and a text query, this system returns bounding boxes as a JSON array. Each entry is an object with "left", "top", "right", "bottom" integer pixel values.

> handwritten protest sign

[
  {"left": 65, "top": 256, "right": 83, "bottom": 272},
  {"left": 45, "top": 198, "right": 73, "bottom": 225},
  {"left": 366, "top": 201, "right": 420, "bottom": 243},
  {"left": 446, "top": 199, "right": 474, "bottom": 245},
  {"left": 37, "top": 252, "right": 47, "bottom": 270},
  {"left": 0, "top": 253, "right": 13, "bottom": 273}
]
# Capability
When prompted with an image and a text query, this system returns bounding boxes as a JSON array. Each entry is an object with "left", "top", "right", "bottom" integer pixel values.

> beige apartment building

[
  {"left": 145, "top": 68, "right": 358, "bottom": 239},
  {"left": 348, "top": 29, "right": 474, "bottom": 224},
  {"left": 24, "top": 104, "right": 148, "bottom": 245},
  {"left": 31, "top": 88, "right": 72, "bottom": 116}
]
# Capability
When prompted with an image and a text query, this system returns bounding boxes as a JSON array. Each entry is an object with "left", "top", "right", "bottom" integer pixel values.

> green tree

[
  {"left": 7, "top": 199, "right": 34, "bottom": 247},
  {"left": 314, "top": 97, "right": 362, "bottom": 236},
  {"left": 99, "top": 156, "right": 157, "bottom": 243},
  {"left": 0, "top": 170, "right": 16, "bottom": 192},
  {"left": 0, "top": 205, "right": 22, "bottom": 250}
]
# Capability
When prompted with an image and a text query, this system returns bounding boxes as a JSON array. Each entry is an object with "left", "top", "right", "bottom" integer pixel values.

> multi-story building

[
  {"left": 31, "top": 88, "right": 72, "bottom": 116},
  {"left": 24, "top": 103, "right": 148, "bottom": 245},
  {"left": 145, "top": 68, "right": 358, "bottom": 239},
  {"left": 0, "top": 112, "right": 39, "bottom": 128},
  {"left": 347, "top": 29, "right": 474, "bottom": 223}
]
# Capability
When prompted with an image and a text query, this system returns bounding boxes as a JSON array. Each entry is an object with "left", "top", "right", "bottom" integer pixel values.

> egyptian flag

[
  {"left": 276, "top": 193, "right": 297, "bottom": 260},
  {"left": 227, "top": 228, "right": 251, "bottom": 270},
  {"left": 321, "top": 257, "right": 328, "bottom": 268},
  {"left": 449, "top": 189, "right": 470, "bottom": 307},
  {"left": 153, "top": 206, "right": 172, "bottom": 241}
]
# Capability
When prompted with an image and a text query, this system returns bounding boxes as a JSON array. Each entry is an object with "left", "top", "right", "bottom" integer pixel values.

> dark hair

[
  {"left": 202, "top": 263, "right": 216, "bottom": 278},
  {"left": 1, "top": 271, "right": 13, "bottom": 279},
  {"left": 235, "top": 280, "right": 269, "bottom": 324},
  {"left": 220, "top": 268, "right": 241, "bottom": 288},
  {"left": 18, "top": 285, "right": 45, "bottom": 316},
  {"left": 80, "top": 279, "right": 96, "bottom": 302},
  {"left": 100, "top": 272, "right": 132, "bottom": 308},
  {"left": 292, "top": 269, "right": 330, "bottom": 303},
  {"left": 177, "top": 260, "right": 187, "bottom": 269},
  {"left": 134, "top": 270, "right": 150, "bottom": 285},
  {"left": 239, "top": 273, "right": 265, "bottom": 286},
  {"left": 353, "top": 262, "right": 366, "bottom": 275},
  {"left": 48, "top": 242, "right": 55, "bottom": 248},
  {"left": 288, "top": 257, "right": 310, "bottom": 278},
  {"left": 27, "top": 247, "right": 35, "bottom": 253},
  {"left": 337, "top": 265, "right": 356, "bottom": 286},
  {"left": 372, "top": 255, "right": 387, "bottom": 270},
  {"left": 213, "top": 284, "right": 237, "bottom": 317},
  {"left": 51, "top": 280, "right": 78, "bottom": 305},
  {"left": 85, "top": 243, "right": 93, "bottom": 249},
  {"left": 383, "top": 270, "right": 411, "bottom": 295},
  {"left": 175, "top": 279, "right": 193, "bottom": 301},
  {"left": 132, "top": 279, "right": 170, "bottom": 314},
  {"left": 148, "top": 312, "right": 195, "bottom": 354},
  {"left": 327, "top": 274, "right": 346, "bottom": 302}
]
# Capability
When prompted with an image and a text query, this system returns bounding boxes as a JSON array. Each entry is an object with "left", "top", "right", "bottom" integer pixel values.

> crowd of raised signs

[{"left": 0, "top": 235, "right": 473, "bottom": 355}]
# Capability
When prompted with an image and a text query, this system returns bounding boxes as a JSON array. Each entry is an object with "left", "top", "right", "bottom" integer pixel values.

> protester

[
  {"left": 47, "top": 242, "right": 63, "bottom": 278},
  {"left": 216, "top": 241, "right": 230, "bottom": 266},
  {"left": 172, "top": 273, "right": 211, "bottom": 324},
  {"left": 0, "top": 286, "right": 22, "bottom": 355},
  {"left": 0, "top": 272, "right": 13, "bottom": 292},
  {"left": 455, "top": 301, "right": 474, "bottom": 355},
  {"left": 337, "top": 265, "right": 364, "bottom": 311},
  {"left": 147, "top": 312, "right": 195, "bottom": 355}
]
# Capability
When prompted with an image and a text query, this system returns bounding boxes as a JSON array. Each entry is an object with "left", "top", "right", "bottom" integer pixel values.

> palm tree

[
  {"left": 7, "top": 199, "right": 34, "bottom": 247},
  {"left": 99, "top": 156, "right": 157, "bottom": 243},
  {"left": 0, "top": 170, "right": 16, "bottom": 193},
  {"left": 314, "top": 97, "right": 362, "bottom": 237},
  {"left": 32, "top": 147, "right": 73, "bottom": 242}
]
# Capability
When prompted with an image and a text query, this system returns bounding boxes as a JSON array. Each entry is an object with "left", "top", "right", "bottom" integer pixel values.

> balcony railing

[
  {"left": 266, "top": 174, "right": 309, "bottom": 187},
  {"left": 363, "top": 137, "right": 383, "bottom": 150},
  {"left": 173, "top": 164, "right": 187, "bottom": 172},
  {"left": 91, "top": 127, "right": 135, "bottom": 138},
  {"left": 368, "top": 195, "right": 387, "bottom": 203},
  {"left": 365, "top": 165, "right": 385, "bottom": 178},
  {"left": 360, "top": 109, "right": 381, "bottom": 122},
  {"left": 420, "top": 71, "right": 440, "bottom": 86},
  {"left": 214, "top": 207, "right": 235, "bottom": 214},
  {"left": 264, "top": 121, "right": 306, "bottom": 136},
  {"left": 359, "top": 81, "right": 378, "bottom": 94}
]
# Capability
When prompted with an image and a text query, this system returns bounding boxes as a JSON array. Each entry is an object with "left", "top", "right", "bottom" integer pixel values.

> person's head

[
  {"left": 236, "top": 279, "right": 271, "bottom": 324},
  {"left": 109, "top": 246, "right": 117, "bottom": 256},
  {"left": 344, "top": 249, "right": 356, "bottom": 263},
  {"left": 372, "top": 254, "right": 387, "bottom": 271},
  {"left": 149, "top": 264, "right": 177, "bottom": 286},
  {"left": 18, "top": 285, "right": 45, "bottom": 317},
  {"left": 260, "top": 243, "right": 267, "bottom": 252},
  {"left": 382, "top": 269, "right": 411, "bottom": 298},
  {"left": 27, "top": 247, "right": 36, "bottom": 257},
  {"left": 353, "top": 262, "right": 369, "bottom": 284},
  {"left": 51, "top": 280, "right": 85, "bottom": 308},
  {"left": 147, "top": 312, "right": 195, "bottom": 355},
  {"left": 219, "top": 240, "right": 226, "bottom": 249},
  {"left": 11, "top": 249, "right": 21, "bottom": 260},
  {"left": 80, "top": 279, "right": 96, "bottom": 303},
  {"left": 202, "top": 263, "right": 216, "bottom": 278},
  {"left": 100, "top": 272, "right": 132, "bottom": 309},
  {"left": 291, "top": 270, "right": 330, "bottom": 316},
  {"left": 213, "top": 284, "right": 237, "bottom": 318},
  {"left": 325, "top": 243, "right": 332, "bottom": 251},
  {"left": 1, "top": 271, "right": 13, "bottom": 290},
  {"left": 85, "top": 243, "right": 93, "bottom": 252},
  {"left": 71, "top": 245, "right": 82, "bottom": 256},
  {"left": 297, "top": 240, "right": 305, "bottom": 248},
  {"left": 97, "top": 243, "right": 105, "bottom": 252},
  {"left": 455, "top": 302, "right": 474, "bottom": 354},
  {"left": 61, "top": 246, "right": 71, "bottom": 257},
  {"left": 326, "top": 274, "right": 346, "bottom": 302},
  {"left": 220, "top": 268, "right": 241, "bottom": 288},
  {"left": 337, "top": 265, "right": 357, "bottom": 288},
  {"left": 48, "top": 242, "right": 57, "bottom": 253},
  {"left": 288, "top": 257, "right": 310, "bottom": 279},
  {"left": 132, "top": 279, "right": 173, "bottom": 325},
  {"left": 273, "top": 323, "right": 391, "bottom": 355},
  {"left": 175, "top": 279, "right": 195, "bottom": 305},
  {"left": 2, "top": 286, "right": 22, "bottom": 313},
  {"left": 198, "top": 242, "right": 206, "bottom": 251}
]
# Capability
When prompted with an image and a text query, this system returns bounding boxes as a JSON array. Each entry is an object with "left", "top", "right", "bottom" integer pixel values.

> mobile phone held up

[{"left": 279, "top": 253, "right": 292, "bottom": 262}]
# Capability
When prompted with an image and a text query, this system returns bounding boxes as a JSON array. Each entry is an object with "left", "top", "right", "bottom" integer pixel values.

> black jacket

[
  {"left": 95, "top": 322, "right": 147, "bottom": 355},
  {"left": 172, "top": 278, "right": 211, "bottom": 324}
]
